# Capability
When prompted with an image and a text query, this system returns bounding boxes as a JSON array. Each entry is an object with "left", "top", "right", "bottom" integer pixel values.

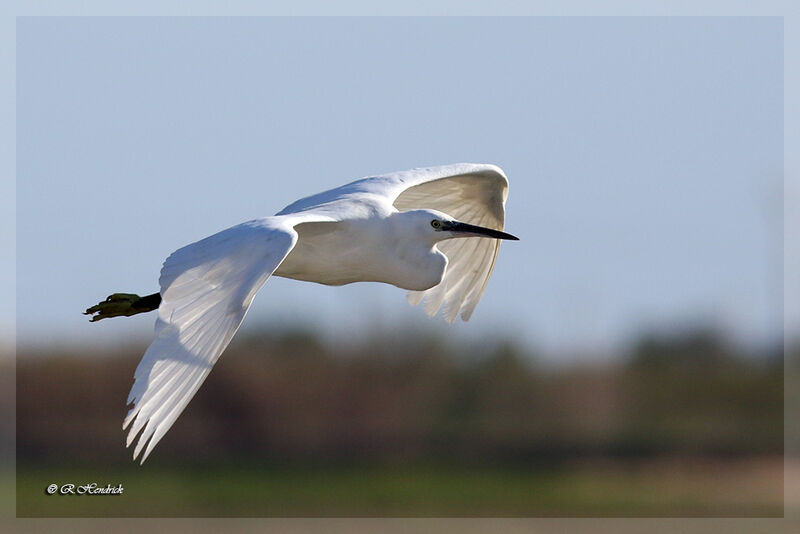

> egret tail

[{"left": 84, "top": 292, "right": 162, "bottom": 322}]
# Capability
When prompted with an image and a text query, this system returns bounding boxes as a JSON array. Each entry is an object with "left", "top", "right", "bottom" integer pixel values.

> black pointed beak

[{"left": 444, "top": 221, "right": 519, "bottom": 241}]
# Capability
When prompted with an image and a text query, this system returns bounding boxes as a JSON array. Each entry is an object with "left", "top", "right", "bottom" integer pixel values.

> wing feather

[{"left": 123, "top": 219, "right": 298, "bottom": 463}]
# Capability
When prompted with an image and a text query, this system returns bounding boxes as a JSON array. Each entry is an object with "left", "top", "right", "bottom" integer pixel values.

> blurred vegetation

[{"left": 14, "top": 326, "right": 787, "bottom": 516}]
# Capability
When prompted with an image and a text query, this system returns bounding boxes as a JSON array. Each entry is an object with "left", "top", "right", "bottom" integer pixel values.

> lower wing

[{"left": 123, "top": 218, "right": 298, "bottom": 463}]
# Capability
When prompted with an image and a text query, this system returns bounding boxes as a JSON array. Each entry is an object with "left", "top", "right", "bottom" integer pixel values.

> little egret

[{"left": 85, "top": 163, "right": 518, "bottom": 462}]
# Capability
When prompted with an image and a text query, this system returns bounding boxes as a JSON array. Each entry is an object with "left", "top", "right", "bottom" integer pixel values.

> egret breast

[{"left": 274, "top": 220, "right": 446, "bottom": 291}]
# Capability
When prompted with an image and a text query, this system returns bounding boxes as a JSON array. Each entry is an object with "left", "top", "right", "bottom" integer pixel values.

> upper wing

[
  {"left": 278, "top": 164, "right": 510, "bottom": 323},
  {"left": 123, "top": 218, "right": 298, "bottom": 463}
]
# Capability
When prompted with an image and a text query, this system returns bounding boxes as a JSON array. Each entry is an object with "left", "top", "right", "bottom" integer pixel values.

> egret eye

[{"left": 431, "top": 220, "right": 442, "bottom": 229}]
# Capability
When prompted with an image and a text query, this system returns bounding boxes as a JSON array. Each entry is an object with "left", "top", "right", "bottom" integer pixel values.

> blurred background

[{"left": 11, "top": 17, "right": 788, "bottom": 516}]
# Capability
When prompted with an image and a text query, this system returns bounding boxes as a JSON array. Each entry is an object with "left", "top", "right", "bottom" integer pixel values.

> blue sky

[{"left": 14, "top": 16, "right": 784, "bottom": 360}]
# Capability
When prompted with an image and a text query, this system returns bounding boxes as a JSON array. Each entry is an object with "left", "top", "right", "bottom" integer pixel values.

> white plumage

[{"left": 121, "top": 163, "right": 516, "bottom": 462}]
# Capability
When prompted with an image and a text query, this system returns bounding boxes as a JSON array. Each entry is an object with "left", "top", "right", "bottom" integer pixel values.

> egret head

[{"left": 403, "top": 209, "right": 519, "bottom": 243}]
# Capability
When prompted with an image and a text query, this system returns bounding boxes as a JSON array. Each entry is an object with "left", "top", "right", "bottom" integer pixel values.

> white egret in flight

[{"left": 85, "top": 163, "right": 518, "bottom": 463}]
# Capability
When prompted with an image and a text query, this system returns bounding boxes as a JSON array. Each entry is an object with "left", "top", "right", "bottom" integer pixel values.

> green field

[{"left": 16, "top": 459, "right": 783, "bottom": 517}]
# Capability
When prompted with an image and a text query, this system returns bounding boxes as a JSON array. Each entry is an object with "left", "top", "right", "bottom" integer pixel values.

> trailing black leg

[{"left": 84, "top": 292, "right": 162, "bottom": 322}]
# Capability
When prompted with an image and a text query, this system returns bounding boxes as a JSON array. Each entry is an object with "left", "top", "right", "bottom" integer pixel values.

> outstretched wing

[
  {"left": 278, "top": 164, "right": 510, "bottom": 323},
  {"left": 123, "top": 218, "right": 297, "bottom": 463}
]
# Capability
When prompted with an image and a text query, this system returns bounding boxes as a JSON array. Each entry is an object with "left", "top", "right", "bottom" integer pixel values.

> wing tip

[{"left": 125, "top": 413, "right": 154, "bottom": 465}]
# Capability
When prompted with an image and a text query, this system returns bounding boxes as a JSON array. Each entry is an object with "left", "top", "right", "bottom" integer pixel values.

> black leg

[{"left": 84, "top": 292, "right": 162, "bottom": 322}]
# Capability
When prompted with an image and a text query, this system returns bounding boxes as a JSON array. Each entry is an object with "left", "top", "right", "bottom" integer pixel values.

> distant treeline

[{"left": 16, "top": 328, "right": 784, "bottom": 467}]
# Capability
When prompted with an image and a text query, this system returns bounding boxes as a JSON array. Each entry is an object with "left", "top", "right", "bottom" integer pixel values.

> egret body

[{"left": 85, "top": 163, "right": 518, "bottom": 462}]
